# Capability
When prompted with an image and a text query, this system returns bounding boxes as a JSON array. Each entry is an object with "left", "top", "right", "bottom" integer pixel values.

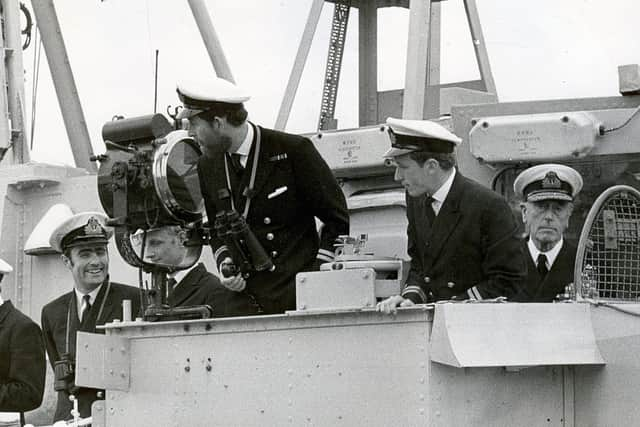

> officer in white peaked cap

[
  {"left": 383, "top": 117, "right": 462, "bottom": 158},
  {"left": 176, "top": 74, "right": 348, "bottom": 316},
  {"left": 176, "top": 76, "right": 251, "bottom": 120},
  {"left": 49, "top": 212, "right": 113, "bottom": 254},
  {"left": 512, "top": 164, "right": 583, "bottom": 302},
  {"left": 42, "top": 211, "right": 140, "bottom": 421},
  {"left": 377, "top": 117, "right": 525, "bottom": 313}
]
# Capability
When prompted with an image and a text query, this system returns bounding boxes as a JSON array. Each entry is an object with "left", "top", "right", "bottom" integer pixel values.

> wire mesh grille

[{"left": 581, "top": 189, "right": 640, "bottom": 300}]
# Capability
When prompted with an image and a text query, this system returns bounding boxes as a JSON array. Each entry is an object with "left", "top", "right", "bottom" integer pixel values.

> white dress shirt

[
  {"left": 527, "top": 237, "right": 564, "bottom": 270},
  {"left": 430, "top": 167, "right": 456, "bottom": 216},
  {"left": 232, "top": 123, "right": 254, "bottom": 168},
  {"left": 75, "top": 284, "right": 102, "bottom": 320}
]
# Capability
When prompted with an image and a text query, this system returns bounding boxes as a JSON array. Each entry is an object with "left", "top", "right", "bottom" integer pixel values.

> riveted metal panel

[
  {"left": 104, "top": 310, "right": 432, "bottom": 427},
  {"left": 430, "top": 364, "right": 566, "bottom": 427},
  {"left": 574, "top": 303, "right": 640, "bottom": 427},
  {"left": 76, "top": 332, "right": 131, "bottom": 391},
  {"left": 93, "top": 302, "right": 640, "bottom": 426}
]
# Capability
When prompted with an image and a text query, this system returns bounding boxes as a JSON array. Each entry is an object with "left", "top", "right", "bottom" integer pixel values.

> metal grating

[
  {"left": 580, "top": 189, "right": 640, "bottom": 300},
  {"left": 318, "top": 0, "right": 351, "bottom": 131}
]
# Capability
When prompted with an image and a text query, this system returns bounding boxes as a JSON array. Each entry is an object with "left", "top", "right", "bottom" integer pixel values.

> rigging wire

[{"left": 29, "top": 27, "right": 42, "bottom": 150}]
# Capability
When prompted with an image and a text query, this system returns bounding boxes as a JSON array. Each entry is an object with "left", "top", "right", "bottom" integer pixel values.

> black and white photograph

[{"left": 1, "top": 1, "right": 639, "bottom": 425}]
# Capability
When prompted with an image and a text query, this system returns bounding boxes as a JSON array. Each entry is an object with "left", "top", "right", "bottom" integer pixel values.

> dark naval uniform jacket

[
  {"left": 41, "top": 281, "right": 141, "bottom": 422},
  {"left": 168, "top": 262, "right": 235, "bottom": 317},
  {"left": 512, "top": 240, "right": 577, "bottom": 302},
  {"left": 0, "top": 300, "right": 46, "bottom": 421},
  {"left": 198, "top": 123, "right": 349, "bottom": 315},
  {"left": 402, "top": 172, "right": 526, "bottom": 302}
]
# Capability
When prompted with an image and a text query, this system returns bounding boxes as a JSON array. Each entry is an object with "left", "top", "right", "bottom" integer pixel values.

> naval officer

[
  {"left": 139, "top": 225, "right": 233, "bottom": 315},
  {"left": 376, "top": 118, "right": 526, "bottom": 313},
  {"left": 0, "top": 258, "right": 46, "bottom": 425},
  {"left": 41, "top": 212, "right": 141, "bottom": 422},
  {"left": 511, "top": 164, "right": 583, "bottom": 302},
  {"left": 177, "top": 76, "right": 349, "bottom": 315}
]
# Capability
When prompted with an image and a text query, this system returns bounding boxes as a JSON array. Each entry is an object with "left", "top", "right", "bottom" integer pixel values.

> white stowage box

[
  {"left": 468, "top": 111, "right": 600, "bottom": 162},
  {"left": 295, "top": 268, "right": 377, "bottom": 311}
]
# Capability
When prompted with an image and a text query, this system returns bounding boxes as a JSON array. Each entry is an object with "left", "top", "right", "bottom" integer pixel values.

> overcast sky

[{"left": 23, "top": 0, "right": 640, "bottom": 166}]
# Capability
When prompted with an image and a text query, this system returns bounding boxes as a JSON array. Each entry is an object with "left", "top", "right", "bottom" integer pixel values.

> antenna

[{"left": 153, "top": 49, "right": 159, "bottom": 114}]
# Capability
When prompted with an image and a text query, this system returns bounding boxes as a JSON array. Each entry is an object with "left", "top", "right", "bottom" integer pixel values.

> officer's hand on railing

[{"left": 376, "top": 295, "right": 414, "bottom": 314}]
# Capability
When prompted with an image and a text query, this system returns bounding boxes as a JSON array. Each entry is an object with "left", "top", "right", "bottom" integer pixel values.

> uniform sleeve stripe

[
  {"left": 467, "top": 288, "right": 476, "bottom": 300},
  {"left": 402, "top": 285, "right": 427, "bottom": 303},
  {"left": 471, "top": 286, "right": 483, "bottom": 300}
]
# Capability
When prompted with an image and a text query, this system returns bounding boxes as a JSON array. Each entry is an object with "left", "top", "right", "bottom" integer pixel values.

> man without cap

[
  {"left": 140, "top": 225, "right": 235, "bottom": 315},
  {"left": 377, "top": 118, "right": 526, "bottom": 313},
  {"left": 511, "top": 164, "right": 583, "bottom": 302},
  {"left": 41, "top": 212, "right": 141, "bottom": 422},
  {"left": 177, "top": 76, "right": 349, "bottom": 315},
  {"left": 0, "top": 258, "right": 46, "bottom": 425}
]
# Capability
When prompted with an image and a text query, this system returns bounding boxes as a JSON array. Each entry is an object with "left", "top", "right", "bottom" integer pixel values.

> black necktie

[
  {"left": 167, "top": 277, "right": 178, "bottom": 290},
  {"left": 230, "top": 153, "right": 244, "bottom": 174},
  {"left": 537, "top": 253, "right": 549, "bottom": 278},
  {"left": 425, "top": 196, "right": 436, "bottom": 224},
  {"left": 81, "top": 294, "right": 92, "bottom": 322}
]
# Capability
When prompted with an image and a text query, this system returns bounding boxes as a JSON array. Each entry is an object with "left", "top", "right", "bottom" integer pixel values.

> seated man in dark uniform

[
  {"left": 511, "top": 164, "right": 583, "bottom": 302},
  {"left": 41, "top": 212, "right": 141, "bottom": 422},
  {"left": 139, "top": 225, "right": 233, "bottom": 315},
  {"left": 0, "top": 258, "right": 46, "bottom": 426}
]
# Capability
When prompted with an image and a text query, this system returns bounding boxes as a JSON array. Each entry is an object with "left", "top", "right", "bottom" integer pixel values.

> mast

[
  {"left": 187, "top": 0, "right": 235, "bottom": 83},
  {"left": 0, "top": 0, "right": 29, "bottom": 165},
  {"left": 30, "top": 0, "right": 96, "bottom": 172}
]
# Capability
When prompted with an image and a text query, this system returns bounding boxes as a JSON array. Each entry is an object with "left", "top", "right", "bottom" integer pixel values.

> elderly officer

[
  {"left": 0, "top": 258, "right": 46, "bottom": 425},
  {"left": 139, "top": 225, "right": 232, "bottom": 315},
  {"left": 177, "top": 76, "right": 349, "bottom": 315},
  {"left": 41, "top": 212, "right": 141, "bottom": 422},
  {"left": 377, "top": 118, "right": 526, "bottom": 313},
  {"left": 511, "top": 164, "right": 583, "bottom": 302}
]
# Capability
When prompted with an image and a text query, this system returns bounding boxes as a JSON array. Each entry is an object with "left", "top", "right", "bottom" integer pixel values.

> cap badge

[
  {"left": 84, "top": 217, "right": 104, "bottom": 236},
  {"left": 541, "top": 172, "right": 561, "bottom": 189}
]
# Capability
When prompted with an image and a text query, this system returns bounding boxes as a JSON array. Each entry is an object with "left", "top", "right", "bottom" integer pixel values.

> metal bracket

[{"left": 76, "top": 332, "right": 131, "bottom": 391}]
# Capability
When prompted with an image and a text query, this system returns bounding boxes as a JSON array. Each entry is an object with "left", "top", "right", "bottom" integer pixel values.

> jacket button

[
  {"left": 271, "top": 251, "right": 278, "bottom": 258},
  {"left": 447, "top": 282, "right": 455, "bottom": 289},
  {"left": 424, "top": 277, "right": 430, "bottom": 284},
  {"left": 264, "top": 217, "right": 271, "bottom": 225},
  {"left": 266, "top": 233, "right": 275, "bottom": 241}
]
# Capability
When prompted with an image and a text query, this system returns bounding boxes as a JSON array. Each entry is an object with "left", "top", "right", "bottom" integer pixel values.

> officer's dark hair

[
  {"left": 200, "top": 105, "right": 248, "bottom": 127},
  {"left": 409, "top": 151, "right": 456, "bottom": 170}
]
